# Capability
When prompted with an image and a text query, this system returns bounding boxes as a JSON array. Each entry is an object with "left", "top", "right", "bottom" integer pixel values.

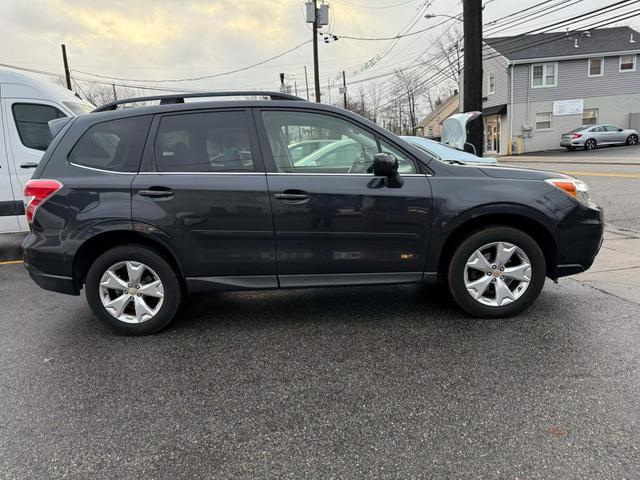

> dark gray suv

[{"left": 22, "top": 92, "right": 604, "bottom": 335}]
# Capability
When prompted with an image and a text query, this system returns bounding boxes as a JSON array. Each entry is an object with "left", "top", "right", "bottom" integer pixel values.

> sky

[{"left": 0, "top": 0, "right": 636, "bottom": 105}]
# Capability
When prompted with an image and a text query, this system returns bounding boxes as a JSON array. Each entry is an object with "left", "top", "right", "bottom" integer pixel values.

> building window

[
  {"left": 588, "top": 58, "right": 603, "bottom": 77},
  {"left": 488, "top": 72, "right": 496, "bottom": 95},
  {"left": 620, "top": 55, "right": 637, "bottom": 72},
  {"left": 582, "top": 108, "right": 598, "bottom": 125},
  {"left": 428, "top": 126, "right": 433, "bottom": 137},
  {"left": 531, "top": 63, "right": 557, "bottom": 88},
  {"left": 535, "top": 112, "right": 552, "bottom": 130}
]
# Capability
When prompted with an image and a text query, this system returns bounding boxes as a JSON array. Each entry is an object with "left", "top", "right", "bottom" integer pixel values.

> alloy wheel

[
  {"left": 628, "top": 135, "right": 638, "bottom": 145},
  {"left": 98, "top": 261, "right": 165, "bottom": 323},
  {"left": 463, "top": 241, "right": 532, "bottom": 307}
]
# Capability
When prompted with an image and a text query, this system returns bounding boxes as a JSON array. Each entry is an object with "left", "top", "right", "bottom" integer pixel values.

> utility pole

[
  {"left": 462, "top": 0, "right": 483, "bottom": 156},
  {"left": 342, "top": 70, "right": 348, "bottom": 109},
  {"left": 61, "top": 44, "right": 72, "bottom": 91},
  {"left": 306, "top": 1, "right": 328, "bottom": 101},
  {"left": 294, "top": 80, "right": 298, "bottom": 96},
  {"left": 312, "top": 0, "right": 321, "bottom": 102},
  {"left": 304, "top": 66, "right": 310, "bottom": 100},
  {"left": 112, "top": 84, "right": 118, "bottom": 101}
]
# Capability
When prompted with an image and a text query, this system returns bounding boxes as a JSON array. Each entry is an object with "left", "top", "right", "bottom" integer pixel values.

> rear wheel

[
  {"left": 447, "top": 227, "right": 546, "bottom": 318},
  {"left": 626, "top": 134, "right": 638, "bottom": 145},
  {"left": 584, "top": 138, "right": 597, "bottom": 150},
  {"left": 85, "top": 245, "right": 182, "bottom": 335}
]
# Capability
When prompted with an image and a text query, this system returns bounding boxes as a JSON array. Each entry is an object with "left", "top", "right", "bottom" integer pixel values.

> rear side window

[
  {"left": 154, "top": 111, "right": 255, "bottom": 172},
  {"left": 68, "top": 116, "right": 150, "bottom": 172},
  {"left": 12, "top": 103, "right": 67, "bottom": 151}
]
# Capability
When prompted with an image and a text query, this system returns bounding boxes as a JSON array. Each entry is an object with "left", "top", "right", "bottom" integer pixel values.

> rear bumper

[
  {"left": 23, "top": 262, "right": 79, "bottom": 296},
  {"left": 560, "top": 138, "right": 584, "bottom": 147}
]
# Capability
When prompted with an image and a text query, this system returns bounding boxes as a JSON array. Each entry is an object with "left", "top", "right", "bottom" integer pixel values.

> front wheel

[
  {"left": 85, "top": 245, "right": 182, "bottom": 335},
  {"left": 447, "top": 227, "right": 546, "bottom": 318},
  {"left": 626, "top": 134, "right": 638, "bottom": 145}
]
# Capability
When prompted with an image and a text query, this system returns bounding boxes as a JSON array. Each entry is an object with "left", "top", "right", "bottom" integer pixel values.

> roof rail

[{"left": 92, "top": 91, "right": 305, "bottom": 112}]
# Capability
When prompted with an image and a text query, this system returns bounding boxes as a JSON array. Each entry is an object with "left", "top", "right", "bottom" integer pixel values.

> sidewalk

[
  {"left": 570, "top": 226, "right": 640, "bottom": 305},
  {"left": 0, "top": 232, "right": 26, "bottom": 262}
]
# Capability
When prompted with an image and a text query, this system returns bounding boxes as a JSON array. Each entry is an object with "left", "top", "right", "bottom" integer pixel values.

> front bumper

[{"left": 552, "top": 203, "right": 604, "bottom": 279}]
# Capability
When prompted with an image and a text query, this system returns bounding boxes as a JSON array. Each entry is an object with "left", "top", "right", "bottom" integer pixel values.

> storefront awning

[{"left": 482, "top": 104, "right": 507, "bottom": 116}]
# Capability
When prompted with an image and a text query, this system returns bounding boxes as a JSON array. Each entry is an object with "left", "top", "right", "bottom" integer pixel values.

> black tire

[
  {"left": 447, "top": 227, "right": 546, "bottom": 318},
  {"left": 85, "top": 244, "right": 182, "bottom": 335},
  {"left": 584, "top": 138, "right": 597, "bottom": 151},
  {"left": 626, "top": 134, "right": 638, "bottom": 145}
]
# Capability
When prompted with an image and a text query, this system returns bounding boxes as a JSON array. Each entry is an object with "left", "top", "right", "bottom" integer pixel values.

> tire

[
  {"left": 85, "top": 244, "right": 182, "bottom": 335},
  {"left": 447, "top": 227, "right": 546, "bottom": 319},
  {"left": 626, "top": 134, "right": 638, "bottom": 145},
  {"left": 584, "top": 138, "right": 597, "bottom": 151}
]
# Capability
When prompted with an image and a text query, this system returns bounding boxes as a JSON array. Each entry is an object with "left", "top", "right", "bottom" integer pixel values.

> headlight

[{"left": 545, "top": 178, "right": 591, "bottom": 206}]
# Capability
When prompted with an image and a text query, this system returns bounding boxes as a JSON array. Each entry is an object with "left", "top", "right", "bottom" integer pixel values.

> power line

[
  {"left": 336, "top": 0, "right": 418, "bottom": 9},
  {"left": 71, "top": 40, "right": 311, "bottom": 83}
]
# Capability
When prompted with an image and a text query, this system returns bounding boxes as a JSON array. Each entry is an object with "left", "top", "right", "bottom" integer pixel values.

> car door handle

[
  {"left": 20, "top": 162, "right": 39, "bottom": 169},
  {"left": 274, "top": 191, "right": 309, "bottom": 203},
  {"left": 139, "top": 187, "right": 173, "bottom": 198}
]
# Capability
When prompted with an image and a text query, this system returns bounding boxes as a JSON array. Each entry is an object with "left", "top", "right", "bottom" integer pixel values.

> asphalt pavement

[
  {"left": 2, "top": 146, "right": 640, "bottom": 478},
  {"left": 1, "top": 263, "right": 640, "bottom": 479}
]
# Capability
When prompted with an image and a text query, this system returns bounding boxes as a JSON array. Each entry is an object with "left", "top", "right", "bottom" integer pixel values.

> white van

[{"left": 0, "top": 70, "right": 94, "bottom": 232}]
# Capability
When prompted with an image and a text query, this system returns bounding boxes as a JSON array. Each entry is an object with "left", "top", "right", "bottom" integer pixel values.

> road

[
  {"left": 1, "top": 263, "right": 640, "bottom": 479},
  {"left": 2, "top": 146, "right": 640, "bottom": 478}
]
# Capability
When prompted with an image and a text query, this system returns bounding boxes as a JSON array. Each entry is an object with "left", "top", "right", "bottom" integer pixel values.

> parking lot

[{"left": 2, "top": 147, "right": 640, "bottom": 478}]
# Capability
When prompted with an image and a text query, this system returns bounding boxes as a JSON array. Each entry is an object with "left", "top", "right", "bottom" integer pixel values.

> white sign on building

[{"left": 553, "top": 99, "right": 584, "bottom": 116}]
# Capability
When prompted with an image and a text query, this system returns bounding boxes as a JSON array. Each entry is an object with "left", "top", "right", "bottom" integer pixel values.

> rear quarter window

[{"left": 68, "top": 116, "right": 151, "bottom": 172}]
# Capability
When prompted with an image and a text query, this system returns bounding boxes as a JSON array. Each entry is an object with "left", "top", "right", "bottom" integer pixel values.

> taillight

[
  {"left": 23, "top": 179, "right": 63, "bottom": 223},
  {"left": 572, "top": 133, "right": 582, "bottom": 139}
]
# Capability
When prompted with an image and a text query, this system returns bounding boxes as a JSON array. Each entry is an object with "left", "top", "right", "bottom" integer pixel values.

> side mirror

[
  {"left": 372, "top": 152, "right": 403, "bottom": 188},
  {"left": 373, "top": 153, "right": 398, "bottom": 176},
  {"left": 619, "top": 128, "right": 624, "bottom": 132}
]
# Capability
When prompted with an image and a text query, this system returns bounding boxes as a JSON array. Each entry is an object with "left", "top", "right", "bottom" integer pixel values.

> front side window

[
  {"left": 155, "top": 111, "right": 254, "bottom": 172},
  {"left": 488, "top": 72, "right": 496, "bottom": 94},
  {"left": 535, "top": 112, "right": 552, "bottom": 130},
  {"left": 68, "top": 116, "right": 150, "bottom": 172},
  {"left": 261, "top": 111, "right": 417, "bottom": 174},
  {"left": 532, "top": 63, "right": 557, "bottom": 88},
  {"left": 582, "top": 108, "right": 598, "bottom": 125},
  {"left": 620, "top": 55, "right": 636, "bottom": 72},
  {"left": 12, "top": 103, "right": 66, "bottom": 151},
  {"left": 604, "top": 125, "right": 621, "bottom": 132}
]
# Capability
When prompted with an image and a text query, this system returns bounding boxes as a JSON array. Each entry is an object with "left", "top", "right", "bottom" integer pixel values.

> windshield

[{"left": 63, "top": 101, "right": 94, "bottom": 115}]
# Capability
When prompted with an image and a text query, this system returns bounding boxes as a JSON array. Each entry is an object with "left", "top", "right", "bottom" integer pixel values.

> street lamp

[{"left": 424, "top": 13, "right": 462, "bottom": 21}]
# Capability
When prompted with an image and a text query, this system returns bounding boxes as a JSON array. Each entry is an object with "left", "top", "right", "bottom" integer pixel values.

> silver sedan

[{"left": 560, "top": 124, "right": 639, "bottom": 151}]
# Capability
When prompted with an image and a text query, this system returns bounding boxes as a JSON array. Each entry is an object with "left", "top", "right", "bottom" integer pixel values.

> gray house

[{"left": 480, "top": 27, "right": 640, "bottom": 154}]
